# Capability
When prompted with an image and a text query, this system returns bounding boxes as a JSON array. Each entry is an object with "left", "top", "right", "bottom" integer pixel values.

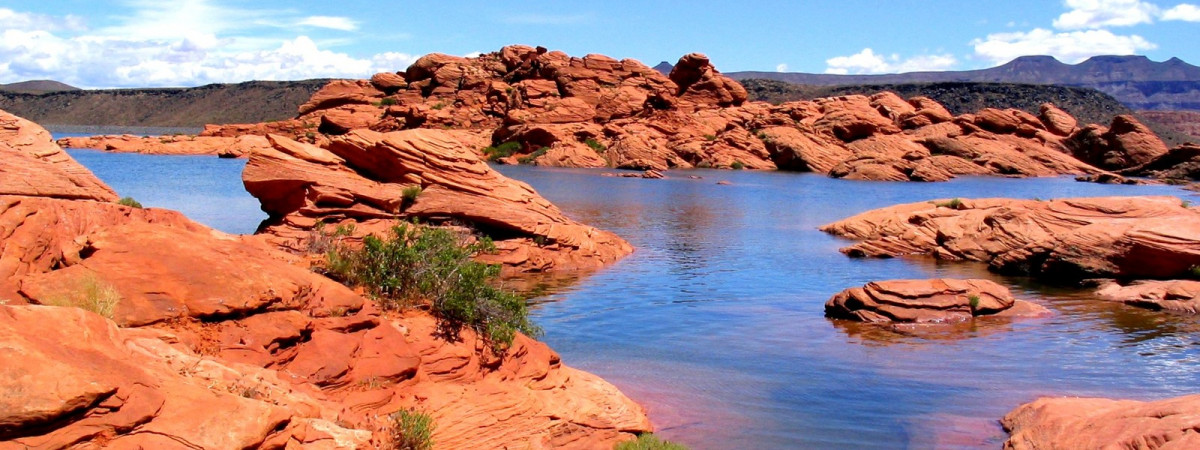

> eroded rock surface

[
  {"left": 58, "top": 134, "right": 272, "bottom": 158},
  {"left": 0, "top": 109, "right": 117, "bottom": 201},
  {"left": 242, "top": 129, "right": 633, "bottom": 273},
  {"left": 1094, "top": 279, "right": 1200, "bottom": 314},
  {"left": 1003, "top": 394, "right": 1200, "bottom": 449},
  {"left": 825, "top": 278, "right": 1049, "bottom": 323},
  {"left": 820, "top": 196, "right": 1200, "bottom": 281}
]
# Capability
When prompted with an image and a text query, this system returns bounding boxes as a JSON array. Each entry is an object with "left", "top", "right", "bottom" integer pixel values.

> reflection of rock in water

[{"left": 829, "top": 314, "right": 1036, "bottom": 346}]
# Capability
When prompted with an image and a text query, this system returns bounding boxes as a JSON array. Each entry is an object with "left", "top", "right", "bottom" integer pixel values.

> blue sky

[{"left": 2, "top": 0, "right": 1198, "bottom": 88}]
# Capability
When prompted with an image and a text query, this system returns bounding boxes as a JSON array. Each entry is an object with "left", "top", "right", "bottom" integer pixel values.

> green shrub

[
  {"left": 585, "top": 138, "right": 606, "bottom": 154},
  {"left": 482, "top": 141, "right": 521, "bottom": 161},
  {"left": 615, "top": 433, "right": 689, "bottom": 450},
  {"left": 431, "top": 102, "right": 446, "bottom": 110},
  {"left": 731, "top": 161, "right": 745, "bottom": 170},
  {"left": 387, "top": 409, "right": 434, "bottom": 450},
  {"left": 518, "top": 147, "right": 550, "bottom": 164},
  {"left": 379, "top": 97, "right": 399, "bottom": 107},
  {"left": 935, "top": 198, "right": 963, "bottom": 209},
  {"left": 42, "top": 275, "right": 121, "bottom": 319},
  {"left": 118, "top": 197, "right": 143, "bottom": 208},
  {"left": 1189, "top": 265, "right": 1200, "bottom": 280},
  {"left": 402, "top": 186, "right": 422, "bottom": 204},
  {"left": 702, "top": 134, "right": 717, "bottom": 142},
  {"left": 325, "top": 223, "right": 539, "bottom": 350},
  {"left": 967, "top": 294, "right": 981, "bottom": 313}
]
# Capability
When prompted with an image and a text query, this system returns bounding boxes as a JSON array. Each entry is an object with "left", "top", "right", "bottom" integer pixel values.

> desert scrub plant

[
  {"left": 518, "top": 147, "right": 549, "bottom": 164},
  {"left": 934, "top": 198, "right": 963, "bottom": 209},
  {"left": 379, "top": 97, "right": 399, "bottom": 107},
  {"left": 702, "top": 134, "right": 717, "bottom": 142},
  {"left": 387, "top": 408, "right": 434, "bottom": 450},
  {"left": 431, "top": 102, "right": 446, "bottom": 110},
  {"left": 42, "top": 274, "right": 121, "bottom": 319},
  {"left": 967, "top": 294, "right": 981, "bottom": 313},
  {"left": 325, "top": 223, "right": 540, "bottom": 350},
  {"left": 306, "top": 222, "right": 356, "bottom": 254},
  {"left": 730, "top": 161, "right": 745, "bottom": 170},
  {"left": 482, "top": 141, "right": 521, "bottom": 161},
  {"left": 585, "top": 138, "right": 606, "bottom": 154},
  {"left": 118, "top": 196, "right": 143, "bottom": 208},
  {"left": 402, "top": 185, "right": 422, "bottom": 206},
  {"left": 614, "top": 433, "right": 689, "bottom": 450}
]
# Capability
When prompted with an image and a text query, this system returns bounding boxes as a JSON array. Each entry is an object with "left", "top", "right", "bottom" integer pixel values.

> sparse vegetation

[
  {"left": 615, "top": 433, "right": 689, "bottom": 450},
  {"left": 585, "top": 138, "right": 607, "bottom": 154},
  {"left": 935, "top": 198, "right": 964, "bottom": 209},
  {"left": 378, "top": 97, "right": 399, "bottom": 107},
  {"left": 324, "top": 223, "right": 539, "bottom": 351},
  {"left": 702, "top": 134, "right": 717, "bottom": 142},
  {"left": 518, "top": 147, "right": 550, "bottom": 164},
  {"left": 386, "top": 408, "right": 435, "bottom": 450},
  {"left": 967, "top": 295, "right": 981, "bottom": 313},
  {"left": 402, "top": 186, "right": 423, "bottom": 205},
  {"left": 482, "top": 141, "right": 521, "bottom": 161},
  {"left": 118, "top": 196, "right": 143, "bottom": 208},
  {"left": 42, "top": 274, "right": 122, "bottom": 319},
  {"left": 1189, "top": 265, "right": 1200, "bottom": 280},
  {"left": 731, "top": 161, "right": 746, "bottom": 170},
  {"left": 431, "top": 102, "right": 446, "bottom": 110}
]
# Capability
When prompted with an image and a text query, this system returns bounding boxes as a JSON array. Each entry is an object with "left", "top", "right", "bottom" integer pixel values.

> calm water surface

[{"left": 66, "top": 143, "right": 1200, "bottom": 449}]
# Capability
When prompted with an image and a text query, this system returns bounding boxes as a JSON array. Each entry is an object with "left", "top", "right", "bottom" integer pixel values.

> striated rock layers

[
  {"left": 1, "top": 113, "right": 651, "bottom": 448},
  {"left": 1003, "top": 394, "right": 1200, "bottom": 449},
  {"left": 0, "top": 109, "right": 117, "bottom": 201},
  {"left": 820, "top": 196, "right": 1200, "bottom": 282},
  {"left": 242, "top": 128, "right": 633, "bottom": 273},
  {"left": 825, "top": 279, "right": 1049, "bottom": 323},
  {"left": 58, "top": 133, "right": 273, "bottom": 158},
  {"left": 199, "top": 45, "right": 1160, "bottom": 181}
]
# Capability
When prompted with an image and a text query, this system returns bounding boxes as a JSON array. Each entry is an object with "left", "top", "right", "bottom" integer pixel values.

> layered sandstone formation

[
  {"left": 58, "top": 133, "right": 273, "bottom": 158},
  {"left": 1003, "top": 394, "right": 1200, "bottom": 449},
  {"left": 825, "top": 279, "right": 1049, "bottom": 323},
  {"left": 197, "top": 45, "right": 1161, "bottom": 181},
  {"left": 1, "top": 111, "right": 651, "bottom": 448},
  {"left": 242, "top": 128, "right": 633, "bottom": 273},
  {"left": 0, "top": 110, "right": 117, "bottom": 201},
  {"left": 1094, "top": 279, "right": 1200, "bottom": 314},
  {"left": 820, "top": 196, "right": 1200, "bottom": 282},
  {"left": 1117, "top": 142, "right": 1200, "bottom": 181}
]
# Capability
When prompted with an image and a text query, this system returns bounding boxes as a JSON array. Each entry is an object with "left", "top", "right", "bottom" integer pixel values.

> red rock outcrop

[
  {"left": 1, "top": 114, "right": 652, "bottom": 449},
  {"left": 1117, "top": 142, "right": 1200, "bottom": 181},
  {"left": 242, "top": 128, "right": 634, "bottom": 273},
  {"left": 1094, "top": 279, "right": 1200, "bottom": 314},
  {"left": 57, "top": 134, "right": 273, "bottom": 158},
  {"left": 0, "top": 109, "right": 117, "bottom": 201},
  {"left": 1065, "top": 114, "right": 1169, "bottom": 170},
  {"left": 195, "top": 45, "right": 1156, "bottom": 181},
  {"left": 820, "top": 196, "right": 1200, "bottom": 281},
  {"left": 1003, "top": 394, "right": 1200, "bottom": 449},
  {"left": 825, "top": 279, "right": 1050, "bottom": 323}
]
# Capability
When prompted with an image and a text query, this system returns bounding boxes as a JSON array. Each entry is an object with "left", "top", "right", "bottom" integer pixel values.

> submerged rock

[
  {"left": 1094, "top": 279, "right": 1200, "bottom": 314},
  {"left": 825, "top": 279, "right": 1049, "bottom": 323}
]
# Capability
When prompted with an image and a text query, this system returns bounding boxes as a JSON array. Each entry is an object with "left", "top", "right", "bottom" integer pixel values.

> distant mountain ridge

[
  {"left": 716, "top": 55, "right": 1200, "bottom": 111},
  {"left": 0, "top": 80, "right": 79, "bottom": 94},
  {"left": 0, "top": 79, "right": 329, "bottom": 127}
]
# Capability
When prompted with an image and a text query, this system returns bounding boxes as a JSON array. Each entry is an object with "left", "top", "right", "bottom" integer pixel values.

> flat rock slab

[{"left": 825, "top": 278, "right": 1050, "bottom": 324}]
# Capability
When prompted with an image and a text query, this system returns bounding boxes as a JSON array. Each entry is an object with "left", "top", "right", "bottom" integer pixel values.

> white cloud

[
  {"left": 299, "top": 16, "right": 358, "bottom": 31},
  {"left": 1162, "top": 3, "right": 1200, "bottom": 20},
  {"left": 775, "top": 63, "right": 788, "bottom": 72},
  {"left": 0, "top": 4, "right": 421, "bottom": 88},
  {"left": 824, "top": 48, "right": 957, "bottom": 75},
  {"left": 971, "top": 28, "right": 1157, "bottom": 64},
  {"left": 1053, "top": 0, "right": 1159, "bottom": 29}
]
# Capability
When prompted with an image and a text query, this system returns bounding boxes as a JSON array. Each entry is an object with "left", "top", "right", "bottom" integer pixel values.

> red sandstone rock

[
  {"left": 57, "top": 134, "right": 272, "bottom": 158},
  {"left": 1094, "top": 279, "right": 1200, "bottom": 314},
  {"left": 0, "top": 110, "right": 117, "bottom": 201},
  {"left": 1003, "top": 394, "right": 1200, "bottom": 449},
  {"left": 1038, "top": 103, "right": 1077, "bottom": 136},
  {"left": 298, "top": 80, "right": 383, "bottom": 116},
  {"left": 1066, "top": 114, "right": 1169, "bottom": 170},
  {"left": 825, "top": 279, "right": 1049, "bottom": 323},
  {"left": 820, "top": 196, "right": 1200, "bottom": 281},
  {"left": 243, "top": 129, "right": 633, "bottom": 273}
]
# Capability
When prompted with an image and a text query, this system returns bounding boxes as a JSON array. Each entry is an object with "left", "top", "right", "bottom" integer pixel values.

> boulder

[
  {"left": 820, "top": 196, "right": 1200, "bottom": 281},
  {"left": 825, "top": 279, "right": 1049, "bottom": 323},
  {"left": 1094, "top": 279, "right": 1200, "bottom": 314},
  {"left": 1038, "top": 103, "right": 1077, "bottom": 136},
  {"left": 243, "top": 129, "right": 634, "bottom": 273},
  {"left": 1003, "top": 394, "right": 1200, "bottom": 449},
  {"left": 0, "top": 109, "right": 118, "bottom": 201}
]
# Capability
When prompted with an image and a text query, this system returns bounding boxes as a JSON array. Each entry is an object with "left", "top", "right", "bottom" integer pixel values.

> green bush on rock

[
  {"left": 324, "top": 223, "right": 539, "bottom": 351},
  {"left": 118, "top": 196, "right": 143, "bottom": 208},
  {"left": 387, "top": 408, "right": 434, "bottom": 450},
  {"left": 615, "top": 433, "right": 689, "bottom": 450}
]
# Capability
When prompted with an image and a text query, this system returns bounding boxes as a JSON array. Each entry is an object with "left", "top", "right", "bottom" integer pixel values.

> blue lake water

[{"left": 63, "top": 141, "right": 1200, "bottom": 449}]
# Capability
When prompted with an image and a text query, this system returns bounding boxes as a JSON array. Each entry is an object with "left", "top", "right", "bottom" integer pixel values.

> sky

[{"left": 1, "top": 0, "right": 1198, "bottom": 88}]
